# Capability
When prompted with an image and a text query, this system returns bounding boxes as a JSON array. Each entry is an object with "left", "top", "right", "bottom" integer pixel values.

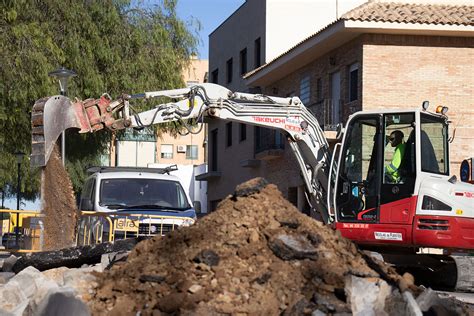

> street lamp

[
  {"left": 48, "top": 67, "right": 77, "bottom": 165},
  {"left": 14, "top": 151, "right": 25, "bottom": 248}
]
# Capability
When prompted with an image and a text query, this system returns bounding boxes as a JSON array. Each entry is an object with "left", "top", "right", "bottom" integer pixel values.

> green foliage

[{"left": 0, "top": 0, "right": 199, "bottom": 200}]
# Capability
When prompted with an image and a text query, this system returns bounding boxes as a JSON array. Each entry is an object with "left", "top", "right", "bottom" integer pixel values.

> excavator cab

[
  {"left": 333, "top": 111, "right": 436, "bottom": 246},
  {"left": 330, "top": 109, "right": 456, "bottom": 247}
]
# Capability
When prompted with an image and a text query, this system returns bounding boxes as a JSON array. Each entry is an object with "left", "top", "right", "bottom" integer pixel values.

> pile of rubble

[
  {"left": 88, "top": 178, "right": 469, "bottom": 315},
  {"left": 0, "top": 178, "right": 471, "bottom": 315}
]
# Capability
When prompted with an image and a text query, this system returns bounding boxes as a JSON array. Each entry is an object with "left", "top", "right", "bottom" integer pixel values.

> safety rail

[
  {"left": 0, "top": 209, "right": 195, "bottom": 251},
  {"left": 76, "top": 211, "right": 196, "bottom": 246},
  {"left": 0, "top": 209, "right": 44, "bottom": 253}
]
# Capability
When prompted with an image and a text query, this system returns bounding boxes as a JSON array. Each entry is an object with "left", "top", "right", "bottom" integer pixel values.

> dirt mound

[
  {"left": 42, "top": 146, "right": 78, "bottom": 250},
  {"left": 89, "top": 178, "right": 409, "bottom": 315}
]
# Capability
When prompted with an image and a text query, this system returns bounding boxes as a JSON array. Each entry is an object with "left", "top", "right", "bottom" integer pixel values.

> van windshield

[{"left": 99, "top": 178, "right": 191, "bottom": 210}]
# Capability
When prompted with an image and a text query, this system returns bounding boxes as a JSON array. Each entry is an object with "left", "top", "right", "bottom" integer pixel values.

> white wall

[
  {"left": 265, "top": 0, "right": 367, "bottom": 62},
  {"left": 117, "top": 141, "right": 155, "bottom": 167},
  {"left": 147, "top": 163, "right": 208, "bottom": 214},
  {"left": 193, "top": 164, "right": 208, "bottom": 214}
]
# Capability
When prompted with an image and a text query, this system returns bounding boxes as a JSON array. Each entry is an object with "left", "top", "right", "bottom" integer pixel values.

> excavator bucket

[{"left": 31, "top": 95, "right": 87, "bottom": 167}]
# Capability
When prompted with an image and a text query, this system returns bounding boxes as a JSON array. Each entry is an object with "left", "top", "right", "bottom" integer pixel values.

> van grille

[{"left": 139, "top": 223, "right": 176, "bottom": 235}]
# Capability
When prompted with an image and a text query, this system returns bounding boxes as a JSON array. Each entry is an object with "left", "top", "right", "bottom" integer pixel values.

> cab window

[
  {"left": 380, "top": 113, "right": 416, "bottom": 205},
  {"left": 383, "top": 114, "right": 415, "bottom": 184},
  {"left": 420, "top": 114, "right": 449, "bottom": 175},
  {"left": 336, "top": 116, "right": 380, "bottom": 220}
]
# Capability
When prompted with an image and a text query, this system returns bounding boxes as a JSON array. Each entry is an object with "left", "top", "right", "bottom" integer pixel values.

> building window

[
  {"left": 211, "top": 69, "right": 219, "bottom": 84},
  {"left": 226, "top": 122, "right": 232, "bottom": 147},
  {"left": 299, "top": 75, "right": 311, "bottom": 105},
  {"left": 316, "top": 78, "right": 323, "bottom": 102},
  {"left": 211, "top": 129, "right": 218, "bottom": 171},
  {"left": 240, "top": 48, "right": 247, "bottom": 75},
  {"left": 255, "top": 127, "right": 284, "bottom": 153},
  {"left": 254, "top": 37, "right": 261, "bottom": 69},
  {"left": 349, "top": 63, "right": 358, "bottom": 102},
  {"left": 160, "top": 144, "right": 173, "bottom": 159},
  {"left": 226, "top": 58, "right": 233, "bottom": 83},
  {"left": 186, "top": 145, "right": 198, "bottom": 160},
  {"left": 239, "top": 123, "right": 247, "bottom": 142}
]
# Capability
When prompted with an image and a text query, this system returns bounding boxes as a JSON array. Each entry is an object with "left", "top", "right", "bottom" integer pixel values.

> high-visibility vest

[{"left": 386, "top": 142, "right": 406, "bottom": 182}]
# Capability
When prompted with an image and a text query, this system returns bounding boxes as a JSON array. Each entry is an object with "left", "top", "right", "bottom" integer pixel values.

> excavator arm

[{"left": 31, "top": 83, "right": 333, "bottom": 223}]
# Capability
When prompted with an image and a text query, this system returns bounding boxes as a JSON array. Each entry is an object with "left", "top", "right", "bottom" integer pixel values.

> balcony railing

[
  {"left": 255, "top": 127, "right": 285, "bottom": 154},
  {"left": 307, "top": 99, "right": 344, "bottom": 131}
]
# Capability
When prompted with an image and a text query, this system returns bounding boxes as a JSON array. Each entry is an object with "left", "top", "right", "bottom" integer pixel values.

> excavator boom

[
  {"left": 31, "top": 83, "right": 333, "bottom": 223},
  {"left": 31, "top": 82, "right": 474, "bottom": 291}
]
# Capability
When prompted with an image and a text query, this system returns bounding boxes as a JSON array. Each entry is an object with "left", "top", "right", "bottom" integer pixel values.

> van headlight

[{"left": 181, "top": 218, "right": 195, "bottom": 227}]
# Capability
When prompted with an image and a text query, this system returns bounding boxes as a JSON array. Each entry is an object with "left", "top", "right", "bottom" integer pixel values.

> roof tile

[
  {"left": 342, "top": 2, "right": 474, "bottom": 26},
  {"left": 245, "top": 1, "right": 473, "bottom": 79}
]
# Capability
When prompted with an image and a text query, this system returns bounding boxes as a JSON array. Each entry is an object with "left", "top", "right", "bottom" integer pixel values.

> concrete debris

[
  {"left": 0, "top": 264, "right": 95, "bottom": 315},
  {"left": 100, "top": 251, "right": 129, "bottom": 271},
  {"left": 0, "top": 272, "right": 15, "bottom": 285},
  {"left": 0, "top": 280, "right": 28, "bottom": 315},
  {"left": 34, "top": 288, "right": 90, "bottom": 316},
  {"left": 416, "top": 288, "right": 468, "bottom": 315},
  {"left": 345, "top": 275, "right": 392, "bottom": 316},
  {"left": 403, "top": 291, "right": 423, "bottom": 316},
  {"left": 268, "top": 233, "right": 318, "bottom": 260},
  {"left": 1, "top": 255, "right": 18, "bottom": 272}
]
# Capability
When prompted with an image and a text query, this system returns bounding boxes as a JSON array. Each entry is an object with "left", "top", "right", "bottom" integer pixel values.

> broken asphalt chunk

[
  {"left": 139, "top": 275, "right": 166, "bottom": 283},
  {"left": 193, "top": 249, "right": 220, "bottom": 267},
  {"left": 234, "top": 177, "right": 268, "bottom": 197},
  {"left": 268, "top": 233, "right": 318, "bottom": 260}
]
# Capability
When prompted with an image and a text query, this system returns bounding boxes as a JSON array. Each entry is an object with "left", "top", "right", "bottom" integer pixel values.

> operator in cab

[{"left": 385, "top": 130, "right": 406, "bottom": 183}]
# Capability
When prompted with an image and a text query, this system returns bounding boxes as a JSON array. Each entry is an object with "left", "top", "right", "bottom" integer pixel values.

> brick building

[{"left": 205, "top": 0, "right": 473, "bottom": 212}]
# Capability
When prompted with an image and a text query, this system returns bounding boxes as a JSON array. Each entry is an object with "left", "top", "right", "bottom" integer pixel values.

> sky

[{"left": 176, "top": 0, "right": 245, "bottom": 59}]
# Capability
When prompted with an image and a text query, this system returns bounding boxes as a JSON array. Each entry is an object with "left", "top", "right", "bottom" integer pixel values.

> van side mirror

[
  {"left": 80, "top": 198, "right": 94, "bottom": 211},
  {"left": 193, "top": 201, "right": 201, "bottom": 214}
]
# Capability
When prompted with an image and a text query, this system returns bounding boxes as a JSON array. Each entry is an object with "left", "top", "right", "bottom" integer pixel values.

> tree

[{"left": 0, "top": 0, "right": 199, "bottom": 200}]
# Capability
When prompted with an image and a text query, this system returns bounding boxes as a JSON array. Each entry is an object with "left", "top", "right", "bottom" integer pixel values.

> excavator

[{"left": 31, "top": 83, "right": 473, "bottom": 291}]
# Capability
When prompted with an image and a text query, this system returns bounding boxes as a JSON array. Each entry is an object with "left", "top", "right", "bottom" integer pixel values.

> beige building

[
  {"left": 156, "top": 57, "right": 208, "bottom": 166},
  {"left": 205, "top": 0, "right": 473, "bottom": 212},
  {"left": 110, "top": 57, "right": 209, "bottom": 167}
]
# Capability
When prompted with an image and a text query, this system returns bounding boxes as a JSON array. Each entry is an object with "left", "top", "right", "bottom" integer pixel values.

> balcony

[
  {"left": 195, "top": 171, "right": 222, "bottom": 181},
  {"left": 307, "top": 99, "right": 343, "bottom": 132},
  {"left": 308, "top": 99, "right": 360, "bottom": 133},
  {"left": 255, "top": 127, "right": 285, "bottom": 160}
]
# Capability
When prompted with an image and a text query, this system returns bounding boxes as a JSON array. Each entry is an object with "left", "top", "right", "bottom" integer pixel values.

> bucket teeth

[{"left": 31, "top": 98, "right": 48, "bottom": 167}]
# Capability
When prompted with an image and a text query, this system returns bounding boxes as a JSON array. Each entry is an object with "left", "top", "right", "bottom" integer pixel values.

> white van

[{"left": 78, "top": 166, "right": 199, "bottom": 239}]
